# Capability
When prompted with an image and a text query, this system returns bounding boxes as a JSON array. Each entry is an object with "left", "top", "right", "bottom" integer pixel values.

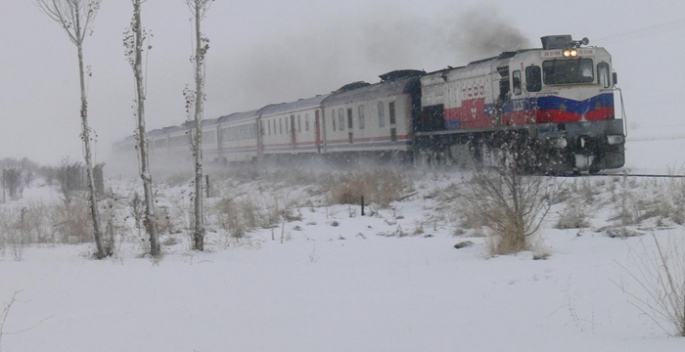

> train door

[
  {"left": 290, "top": 115, "right": 297, "bottom": 148},
  {"left": 315, "top": 110, "right": 322, "bottom": 153},
  {"left": 525, "top": 65, "right": 543, "bottom": 123},
  {"left": 496, "top": 66, "right": 510, "bottom": 127}
]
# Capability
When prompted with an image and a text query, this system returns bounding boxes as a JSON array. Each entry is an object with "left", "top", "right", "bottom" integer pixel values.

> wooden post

[
  {"left": 361, "top": 195, "right": 365, "bottom": 216},
  {"left": 205, "top": 174, "right": 210, "bottom": 198}
]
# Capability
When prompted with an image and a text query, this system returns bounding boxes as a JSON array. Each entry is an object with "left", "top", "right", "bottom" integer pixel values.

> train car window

[
  {"left": 338, "top": 108, "right": 345, "bottom": 131},
  {"left": 332, "top": 110, "right": 336, "bottom": 131},
  {"left": 305, "top": 114, "right": 310, "bottom": 132},
  {"left": 268, "top": 120, "right": 271, "bottom": 136},
  {"left": 543, "top": 58, "right": 594, "bottom": 84},
  {"left": 378, "top": 102, "right": 386, "bottom": 127},
  {"left": 598, "top": 62, "right": 610, "bottom": 88},
  {"left": 358, "top": 105, "right": 365, "bottom": 129},
  {"left": 525, "top": 66, "right": 542, "bottom": 92},
  {"left": 297, "top": 115, "right": 302, "bottom": 133},
  {"left": 512, "top": 70, "right": 522, "bottom": 95},
  {"left": 279, "top": 118, "right": 283, "bottom": 135},
  {"left": 347, "top": 108, "right": 353, "bottom": 129},
  {"left": 389, "top": 102, "right": 396, "bottom": 125}
]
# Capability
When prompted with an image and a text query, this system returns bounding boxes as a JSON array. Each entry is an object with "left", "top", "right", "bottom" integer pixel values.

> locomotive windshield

[{"left": 543, "top": 58, "right": 594, "bottom": 85}]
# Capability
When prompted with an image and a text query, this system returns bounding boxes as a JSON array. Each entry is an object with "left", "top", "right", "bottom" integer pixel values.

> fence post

[
  {"left": 206, "top": 175, "right": 210, "bottom": 198},
  {"left": 361, "top": 195, "right": 365, "bottom": 216}
]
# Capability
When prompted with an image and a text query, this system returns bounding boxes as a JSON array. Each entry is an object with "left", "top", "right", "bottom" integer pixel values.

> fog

[{"left": 0, "top": 0, "right": 683, "bottom": 165}]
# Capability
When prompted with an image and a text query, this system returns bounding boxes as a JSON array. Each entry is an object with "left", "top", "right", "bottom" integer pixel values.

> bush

[
  {"left": 555, "top": 202, "right": 591, "bottom": 229},
  {"left": 462, "top": 151, "right": 555, "bottom": 255},
  {"left": 619, "top": 232, "right": 685, "bottom": 337},
  {"left": 326, "top": 169, "right": 412, "bottom": 208}
]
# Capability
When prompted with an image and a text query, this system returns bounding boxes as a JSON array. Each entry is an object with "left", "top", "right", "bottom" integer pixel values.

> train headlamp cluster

[
  {"left": 563, "top": 49, "right": 579, "bottom": 57},
  {"left": 550, "top": 138, "right": 568, "bottom": 149},
  {"left": 607, "top": 135, "right": 625, "bottom": 145}
]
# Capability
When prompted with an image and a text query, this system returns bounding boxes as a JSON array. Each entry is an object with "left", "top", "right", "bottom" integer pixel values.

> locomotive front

[{"left": 518, "top": 35, "right": 625, "bottom": 173}]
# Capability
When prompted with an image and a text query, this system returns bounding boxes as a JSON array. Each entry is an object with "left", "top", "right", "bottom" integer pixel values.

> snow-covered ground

[{"left": 2, "top": 129, "right": 685, "bottom": 352}]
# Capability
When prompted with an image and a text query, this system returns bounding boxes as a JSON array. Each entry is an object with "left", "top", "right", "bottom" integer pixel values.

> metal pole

[{"left": 205, "top": 174, "right": 210, "bottom": 198}]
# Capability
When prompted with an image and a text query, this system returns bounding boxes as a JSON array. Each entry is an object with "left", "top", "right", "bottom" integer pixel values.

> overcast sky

[{"left": 1, "top": 0, "right": 683, "bottom": 165}]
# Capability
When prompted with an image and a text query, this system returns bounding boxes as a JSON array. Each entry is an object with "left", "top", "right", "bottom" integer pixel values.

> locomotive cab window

[
  {"left": 512, "top": 70, "right": 522, "bottom": 95},
  {"left": 338, "top": 108, "right": 345, "bottom": 131},
  {"left": 331, "top": 110, "right": 336, "bottom": 131},
  {"left": 525, "top": 65, "right": 542, "bottom": 92},
  {"left": 347, "top": 108, "right": 353, "bottom": 129},
  {"left": 543, "top": 58, "right": 594, "bottom": 85},
  {"left": 598, "top": 62, "right": 610, "bottom": 88}
]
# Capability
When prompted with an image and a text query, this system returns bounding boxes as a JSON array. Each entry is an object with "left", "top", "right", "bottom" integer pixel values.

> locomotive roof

[
  {"left": 203, "top": 118, "right": 220, "bottom": 127},
  {"left": 422, "top": 49, "right": 539, "bottom": 82},
  {"left": 162, "top": 125, "right": 182, "bottom": 133},
  {"left": 147, "top": 129, "right": 166, "bottom": 137},
  {"left": 261, "top": 95, "right": 329, "bottom": 117},
  {"left": 217, "top": 108, "right": 261, "bottom": 124},
  {"left": 323, "top": 76, "right": 420, "bottom": 106}
]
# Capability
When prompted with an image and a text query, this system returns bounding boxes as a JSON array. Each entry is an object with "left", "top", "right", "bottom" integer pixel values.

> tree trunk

[
  {"left": 132, "top": 0, "right": 160, "bottom": 256},
  {"left": 192, "top": 0, "right": 205, "bottom": 251},
  {"left": 76, "top": 21, "right": 106, "bottom": 258}
]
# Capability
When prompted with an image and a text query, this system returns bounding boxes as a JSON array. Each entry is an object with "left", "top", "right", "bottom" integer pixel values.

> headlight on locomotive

[
  {"left": 563, "top": 49, "right": 578, "bottom": 57},
  {"left": 607, "top": 135, "right": 625, "bottom": 145},
  {"left": 549, "top": 137, "right": 568, "bottom": 149}
]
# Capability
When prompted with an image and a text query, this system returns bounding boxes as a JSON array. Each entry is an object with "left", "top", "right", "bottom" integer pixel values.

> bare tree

[
  {"left": 184, "top": 0, "right": 213, "bottom": 251},
  {"left": 463, "top": 140, "right": 555, "bottom": 255},
  {"left": 35, "top": 0, "right": 108, "bottom": 258},
  {"left": 124, "top": 0, "right": 160, "bottom": 256}
]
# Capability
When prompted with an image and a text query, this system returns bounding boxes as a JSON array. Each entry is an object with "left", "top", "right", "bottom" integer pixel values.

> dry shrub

[
  {"left": 555, "top": 202, "right": 591, "bottom": 229},
  {"left": 463, "top": 161, "right": 555, "bottom": 256},
  {"left": 618, "top": 232, "right": 685, "bottom": 337},
  {"left": 51, "top": 198, "right": 92, "bottom": 244},
  {"left": 609, "top": 174, "right": 685, "bottom": 227},
  {"left": 484, "top": 205, "right": 529, "bottom": 254},
  {"left": 162, "top": 172, "right": 194, "bottom": 187},
  {"left": 156, "top": 206, "right": 174, "bottom": 234},
  {"left": 215, "top": 197, "right": 259, "bottom": 238},
  {"left": 326, "top": 169, "right": 412, "bottom": 208}
]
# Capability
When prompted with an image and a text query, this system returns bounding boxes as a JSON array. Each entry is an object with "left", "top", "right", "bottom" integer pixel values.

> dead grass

[
  {"left": 461, "top": 160, "right": 556, "bottom": 256},
  {"left": 555, "top": 201, "right": 591, "bottom": 230},
  {"left": 617, "top": 232, "right": 685, "bottom": 337},
  {"left": 325, "top": 169, "right": 413, "bottom": 208}
]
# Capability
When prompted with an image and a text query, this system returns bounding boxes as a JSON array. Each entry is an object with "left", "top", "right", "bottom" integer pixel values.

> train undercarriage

[{"left": 413, "top": 119, "right": 625, "bottom": 174}]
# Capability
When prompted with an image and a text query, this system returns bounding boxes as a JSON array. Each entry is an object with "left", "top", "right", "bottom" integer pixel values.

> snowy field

[{"left": 2, "top": 130, "right": 685, "bottom": 351}]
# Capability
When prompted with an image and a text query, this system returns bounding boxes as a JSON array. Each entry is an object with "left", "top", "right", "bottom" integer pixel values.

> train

[{"left": 115, "top": 34, "right": 626, "bottom": 174}]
